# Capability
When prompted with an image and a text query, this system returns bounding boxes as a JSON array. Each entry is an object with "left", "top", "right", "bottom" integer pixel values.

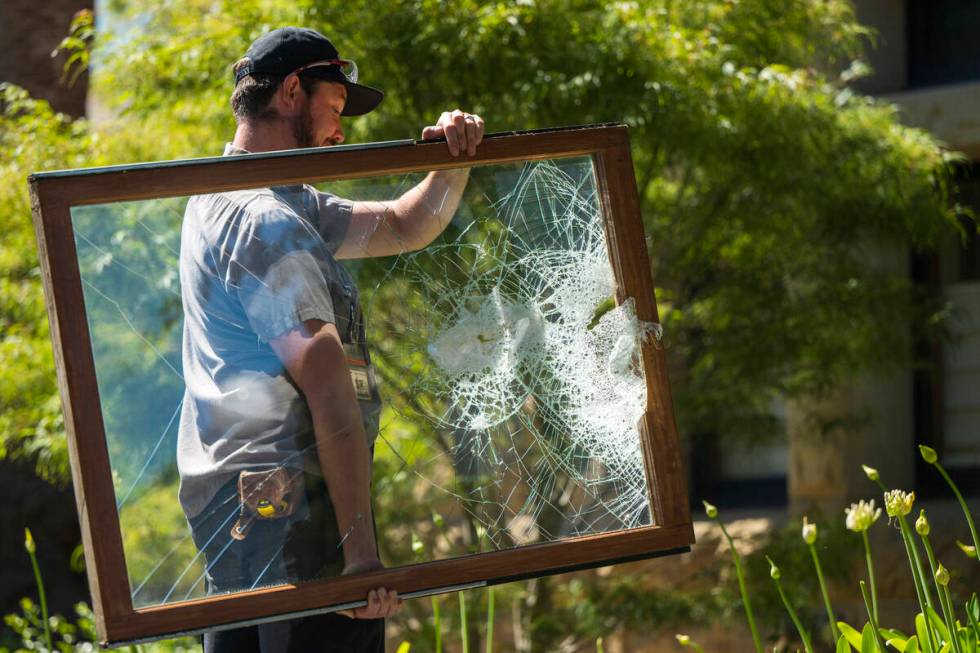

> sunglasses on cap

[{"left": 291, "top": 58, "right": 359, "bottom": 84}]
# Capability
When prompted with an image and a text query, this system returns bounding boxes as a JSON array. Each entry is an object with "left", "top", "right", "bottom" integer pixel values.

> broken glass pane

[{"left": 70, "top": 155, "right": 652, "bottom": 609}]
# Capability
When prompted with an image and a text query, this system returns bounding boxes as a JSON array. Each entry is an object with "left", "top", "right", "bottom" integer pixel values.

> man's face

[{"left": 291, "top": 79, "right": 347, "bottom": 148}]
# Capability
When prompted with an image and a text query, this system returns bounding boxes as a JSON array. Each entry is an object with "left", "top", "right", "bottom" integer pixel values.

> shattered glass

[{"left": 70, "top": 155, "right": 652, "bottom": 608}]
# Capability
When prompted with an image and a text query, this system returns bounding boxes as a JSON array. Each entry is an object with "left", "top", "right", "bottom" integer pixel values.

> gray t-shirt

[{"left": 177, "top": 144, "right": 381, "bottom": 518}]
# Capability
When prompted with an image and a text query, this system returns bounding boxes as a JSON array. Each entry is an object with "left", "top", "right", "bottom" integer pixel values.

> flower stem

[
  {"left": 432, "top": 596, "right": 442, "bottom": 653},
  {"left": 485, "top": 586, "right": 495, "bottom": 653},
  {"left": 460, "top": 591, "right": 469, "bottom": 653},
  {"left": 921, "top": 535, "right": 963, "bottom": 653},
  {"left": 774, "top": 578, "right": 815, "bottom": 653},
  {"left": 861, "top": 531, "right": 879, "bottom": 623},
  {"left": 25, "top": 530, "right": 52, "bottom": 651},
  {"left": 939, "top": 584, "right": 964, "bottom": 653},
  {"left": 899, "top": 518, "right": 938, "bottom": 653},
  {"left": 932, "top": 462, "right": 980, "bottom": 566},
  {"left": 808, "top": 542, "right": 839, "bottom": 641},
  {"left": 860, "top": 580, "right": 886, "bottom": 653},
  {"left": 718, "top": 521, "right": 764, "bottom": 653}
]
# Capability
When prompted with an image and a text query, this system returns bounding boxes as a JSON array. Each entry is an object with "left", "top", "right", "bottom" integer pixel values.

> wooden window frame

[{"left": 29, "top": 123, "right": 694, "bottom": 647}]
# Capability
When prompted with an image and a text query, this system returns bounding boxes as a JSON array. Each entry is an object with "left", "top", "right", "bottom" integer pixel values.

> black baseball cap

[{"left": 234, "top": 27, "right": 384, "bottom": 116}]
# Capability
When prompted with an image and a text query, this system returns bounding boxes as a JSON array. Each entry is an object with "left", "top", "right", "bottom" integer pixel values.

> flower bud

[
  {"left": 918, "top": 445, "right": 938, "bottom": 464},
  {"left": 24, "top": 528, "right": 35, "bottom": 555},
  {"left": 862, "top": 465, "right": 879, "bottom": 481},
  {"left": 957, "top": 540, "right": 978, "bottom": 559},
  {"left": 702, "top": 500, "right": 718, "bottom": 519},
  {"left": 802, "top": 516, "right": 817, "bottom": 545},
  {"left": 676, "top": 634, "right": 691, "bottom": 646},
  {"left": 766, "top": 555, "right": 781, "bottom": 580},
  {"left": 915, "top": 509, "right": 930, "bottom": 536},
  {"left": 935, "top": 563, "right": 950, "bottom": 586}
]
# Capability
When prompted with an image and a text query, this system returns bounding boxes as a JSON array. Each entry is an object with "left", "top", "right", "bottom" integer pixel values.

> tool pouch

[{"left": 230, "top": 467, "right": 301, "bottom": 541}]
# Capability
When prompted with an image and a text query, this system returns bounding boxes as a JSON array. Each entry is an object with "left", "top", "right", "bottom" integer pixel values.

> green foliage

[
  {"left": 53, "top": 9, "right": 96, "bottom": 88},
  {"left": 1, "top": 599, "right": 96, "bottom": 653},
  {"left": 0, "top": 83, "right": 94, "bottom": 484},
  {"left": 551, "top": 574, "right": 728, "bottom": 642},
  {"left": 1, "top": 597, "right": 199, "bottom": 653}
]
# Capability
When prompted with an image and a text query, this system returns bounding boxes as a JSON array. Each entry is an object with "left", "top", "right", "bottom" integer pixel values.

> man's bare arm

[
  {"left": 335, "top": 110, "right": 485, "bottom": 259},
  {"left": 336, "top": 168, "right": 470, "bottom": 259},
  {"left": 269, "top": 319, "right": 400, "bottom": 618}
]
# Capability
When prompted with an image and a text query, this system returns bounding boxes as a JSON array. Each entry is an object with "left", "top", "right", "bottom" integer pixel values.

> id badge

[{"left": 343, "top": 343, "right": 376, "bottom": 401}]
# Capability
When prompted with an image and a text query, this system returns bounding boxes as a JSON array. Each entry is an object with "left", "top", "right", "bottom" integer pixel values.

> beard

[{"left": 290, "top": 102, "right": 317, "bottom": 148}]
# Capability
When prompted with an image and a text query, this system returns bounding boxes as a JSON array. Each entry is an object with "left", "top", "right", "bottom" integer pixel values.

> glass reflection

[{"left": 70, "top": 156, "right": 652, "bottom": 608}]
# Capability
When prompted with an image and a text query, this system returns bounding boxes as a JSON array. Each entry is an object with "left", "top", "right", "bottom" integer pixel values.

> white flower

[
  {"left": 884, "top": 490, "right": 915, "bottom": 518},
  {"left": 802, "top": 516, "right": 817, "bottom": 544},
  {"left": 845, "top": 499, "right": 882, "bottom": 532}
]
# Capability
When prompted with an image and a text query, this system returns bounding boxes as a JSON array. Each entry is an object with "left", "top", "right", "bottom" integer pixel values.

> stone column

[
  {"left": 788, "top": 244, "right": 916, "bottom": 516},
  {"left": 788, "top": 371, "right": 915, "bottom": 516}
]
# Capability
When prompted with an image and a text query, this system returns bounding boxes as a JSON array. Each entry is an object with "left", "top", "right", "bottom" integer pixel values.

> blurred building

[{"left": 702, "top": 0, "right": 980, "bottom": 514}]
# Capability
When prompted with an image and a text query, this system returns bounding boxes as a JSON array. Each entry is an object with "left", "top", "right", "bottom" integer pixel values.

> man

[{"left": 176, "top": 26, "right": 484, "bottom": 652}]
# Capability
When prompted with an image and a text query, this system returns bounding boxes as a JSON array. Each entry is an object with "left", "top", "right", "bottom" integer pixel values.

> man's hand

[
  {"left": 339, "top": 587, "right": 403, "bottom": 620},
  {"left": 336, "top": 557, "right": 403, "bottom": 620},
  {"left": 421, "top": 109, "right": 485, "bottom": 157}
]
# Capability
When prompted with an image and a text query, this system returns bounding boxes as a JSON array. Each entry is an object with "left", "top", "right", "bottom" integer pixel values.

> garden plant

[{"left": 688, "top": 446, "right": 979, "bottom": 653}]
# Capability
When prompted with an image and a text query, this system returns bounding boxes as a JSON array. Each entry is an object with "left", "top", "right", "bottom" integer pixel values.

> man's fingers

[
  {"left": 465, "top": 118, "right": 478, "bottom": 156},
  {"left": 426, "top": 110, "right": 485, "bottom": 156},
  {"left": 347, "top": 587, "right": 402, "bottom": 619},
  {"left": 376, "top": 587, "right": 393, "bottom": 617},
  {"left": 473, "top": 115, "right": 485, "bottom": 145},
  {"left": 451, "top": 110, "right": 468, "bottom": 156},
  {"left": 422, "top": 111, "right": 451, "bottom": 143},
  {"left": 363, "top": 589, "right": 380, "bottom": 618},
  {"left": 421, "top": 125, "right": 444, "bottom": 140},
  {"left": 442, "top": 111, "right": 461, "bottom": 156},
  {"left": 384, "top": 589, "right": 401, "bottom": 617}
]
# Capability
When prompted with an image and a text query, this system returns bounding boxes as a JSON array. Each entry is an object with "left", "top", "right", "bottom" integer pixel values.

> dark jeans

[{"left": 189, "top": 473, "right": 384, "bottom": 653}]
